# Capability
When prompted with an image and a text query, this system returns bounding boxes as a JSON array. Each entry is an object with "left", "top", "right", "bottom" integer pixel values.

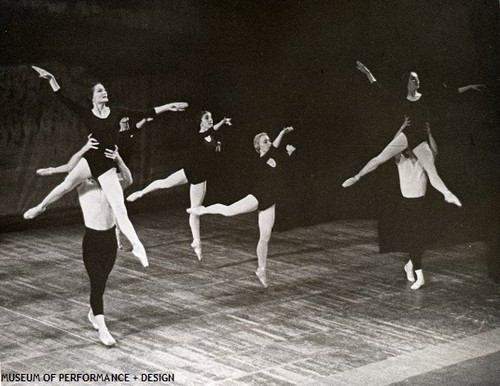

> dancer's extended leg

[
  {"left": 412, "top": 142, "right": 461, "bottom": 206},
  {"left": 343, "top": 133, "right": 409, "bottom": 187},
  {"left": 255, "top": 205, "right": 275, "bottom": 288},
  {"left": 187, "top": 194, "right": 259, "bottom": 217},
  {"left": 24, "top": 158, "right": 92, "bottom": 219},
  {"left": 97, "top": 169, "right": 148, "bottom": 267},
  {"left": 127, "top": 169, "right": 188, "bottom": 202},
  {"left": 189, "top": 181, "right": 206, "bottom": 260}
]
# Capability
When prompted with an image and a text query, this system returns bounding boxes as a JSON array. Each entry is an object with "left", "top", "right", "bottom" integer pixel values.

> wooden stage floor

[{"left": 1, "top": 208, "right": 499, "bottom": 385}]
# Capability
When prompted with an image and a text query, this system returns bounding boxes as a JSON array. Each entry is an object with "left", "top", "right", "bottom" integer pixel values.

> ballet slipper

[
  {"left": 411, "top": 269, "right": 425, "bottom": 290},
  {"left": 36, "top": 167, "right": 54, "bottom": 176},
  {"left": 98, "top": 328, "right": 116, "bottom": 347},
  {"left": 342, "top": 175, "right": 359, "bottom": 188},
  {"left": 94, "top": 315, "right": 116, "bottom": 346},
  {"left": 132, "top": 243, "right": 148, "bottom": 267},
  {"left": 404, "top": 261, "right": 415, "bottom": 282},
  {"left": 126, "top": 191, "right": 143, "bottom": 202},
  {"left": 87, "top": 309, "right": 99, "bottom": 330},
  {"left": 23, "top": 205, "right": 46, "bottom": 220},
  {"left": 444, "top": 191, "right": 462, "bottom": 207},
  {"left": 255, "top": 267, "right": 268, "bottom": 288},
  {"left": 186, "top": 206, "right": 205, "bottom": 216},
  {"left": 191, "top": 239, "right": 203, "bottom": 261}
]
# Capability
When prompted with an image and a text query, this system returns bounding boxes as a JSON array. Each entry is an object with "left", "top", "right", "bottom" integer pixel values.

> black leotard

[
  {"left": 250, "top": 146, "right": 290, "bottom": 211},
  {"left": 184, "top": 127, "right": 221, "bottom": 184},
  {"left": 56, "top": 90, "right": 155, "bottom": 177}
]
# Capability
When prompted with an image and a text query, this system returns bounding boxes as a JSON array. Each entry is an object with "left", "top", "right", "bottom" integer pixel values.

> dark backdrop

[{"left": 0, "top": 0, "right": 498, "bottom": 246}]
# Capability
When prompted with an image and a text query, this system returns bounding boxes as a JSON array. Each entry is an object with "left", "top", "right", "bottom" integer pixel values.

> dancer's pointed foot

[
  {"left": 126, "top": 191, "right": 143, "bottom": 202},
  {"left": 132, "top": 243, "right": 148, "bottom": 267},
  {"left": 36, "top": 167, "right": 54, "bottom": 176},
  {"left": 411, "top": 269, "right": 425, "bottom": 290},
  {"left": 23, "top": 205, "right": 46, "bottom": 220},
  {"left": 255, "top": 267, "right": 268, "bottom": 288},
  {"left": 186, "top": 206, "right": 205, "bottom": 216},
  {"left": 342, "top": 176, "right": 359, "bottom": 188},
  {"left": 98, "top": 328, "right": 116, "bottom": 346},
  {"left": 87, "top": 309, "right": 99, "bottom": 330},
  {"left": 444, "top": 191, "right": 462, "bottom": 207},
  {"left": 191, "top": 239, "right": 203, "bottom": 261},
  {"left": 404, "top": 261, "right": 415, "bottom": 282}
]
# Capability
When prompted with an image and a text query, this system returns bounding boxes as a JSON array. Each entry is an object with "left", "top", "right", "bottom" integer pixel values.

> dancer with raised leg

[
  {"left": 188, "top": 126, "right": 295, "bottom": 287},
  {"left": 341, "top": 61, "right": 485, "bottom": 207},
  {"left": 24, "top": 66, "right": 188, "bottom": 267},
  {"left": 127, "top": 110, "right": 232, "bottom": 260},
  {"left": 381, "top": 119, "right": 440, "bottom": 289}
]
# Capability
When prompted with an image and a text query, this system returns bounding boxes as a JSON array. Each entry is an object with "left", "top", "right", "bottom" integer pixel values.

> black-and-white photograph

[{"left": 1, "top": 1, "right": 499, "bottom": 385}]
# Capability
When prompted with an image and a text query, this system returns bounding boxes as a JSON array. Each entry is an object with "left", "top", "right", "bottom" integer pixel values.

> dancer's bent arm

[{"left": 37, "top": 135, "right": 99, "bottom": 176}]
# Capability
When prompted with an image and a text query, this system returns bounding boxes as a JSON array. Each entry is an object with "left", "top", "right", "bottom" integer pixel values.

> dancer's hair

[{"left": 253, "top": 132, "right": 267, "bottom": 154}]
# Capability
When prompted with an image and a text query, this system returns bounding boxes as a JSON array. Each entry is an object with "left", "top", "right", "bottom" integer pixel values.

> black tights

[
  {"left": 409, "top": 249, "right": 423, "bottom": 270},
  {"left": 82, "top": 227, "right": 117, "bottom": 316}
]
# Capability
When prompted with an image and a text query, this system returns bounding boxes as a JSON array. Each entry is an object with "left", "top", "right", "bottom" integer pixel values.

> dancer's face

[
  {"left": 119, "top": 117, "right": 130, "bottom": 132},
  {"left": 258, "top": 135, "right": 272, "bottom": 155},
  {"left": 407, "top": 72, "right": 420, "bottom": 92},
  {"left": 200, "top": 112, "right": 213, "bottom": 129},
  {"left": 92, "top": 83, "right": 108, "bottom": 104}
]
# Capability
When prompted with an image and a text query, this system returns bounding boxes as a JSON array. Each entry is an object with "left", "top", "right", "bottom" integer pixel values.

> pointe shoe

[
  {"left": 87, "top": 309, "right": 99, "bottom": 330},
  {"left": 132, "top": 243, "right": 149, "bottom": 267},
  {"left": 404, "top": 261, "right": 415, "bottom": 282},
  {"left": 342, "top": 176, "right": 359, "bottom": 188},
  {"left": 36, "top": 167, "right": 54, "bottom": 176},
  {"left": 191, "top": 239, "right": 203, "bottom": 261},
  {"left": 126, "top": 191, "right": 143, "bottom": 202},
  {"left": 255, "top": 267, "right": 268, "bottom": 288},
  {"left": 411, "top": 270, "right": 425, "bottom": 290},
  {"left": 98, "top": 328, "right": 116, "bottom": 347},
  {"left": 444, "top": 191, "right": 462, "bottom": 207},
  {"left": 23, "top": 205, "right": 46, "bottom": 220}
]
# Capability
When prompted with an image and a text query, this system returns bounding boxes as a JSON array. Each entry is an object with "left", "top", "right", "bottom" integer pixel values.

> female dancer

[
  {"left": 126, "top": 110, "right": 232, "bottom": 260},
  {"left": 188, "top": 127, "right": 295, "bottom": 288},
  {"left": 341, "top": 61, "right": 484, "bottom": 206},
  {"left": 24, "top": 66, "right": 188, "bottom": 266}
]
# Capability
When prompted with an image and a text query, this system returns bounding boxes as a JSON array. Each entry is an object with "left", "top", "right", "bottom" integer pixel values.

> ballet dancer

[
  {"left": 188, "top": 126, "right": 295, "bottom": 288},
  {"left": 126, "top": 110, "right": 232, "bottom": 260},
  {"left": 342, "top": 61, "right": 484, "bottom": 206},
  {"left": 78, "top": 146, "right": 132, "bottom": 346},
  {"left": 381, "top": 118, "right": 439, "bottom": 289},
  {"left": 24, "top": 66, "right": 188, "bottom": 267}
]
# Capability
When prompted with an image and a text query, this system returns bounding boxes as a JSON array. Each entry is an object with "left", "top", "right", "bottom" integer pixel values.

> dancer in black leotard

[
  {"left": 23, "top": 66, "right": 187, "bottom": 266},
  {"left": 126, "top": 110, "right": 232, "bottom": 260},
  {"left": 342, "top": 61, "right": 484, "bottom": 206},
  {"left": 117, "top": 116, "right": 153, "bottom": 165},
  {"left": 188, "top": 126, "right": 295, "bottom": 287}
]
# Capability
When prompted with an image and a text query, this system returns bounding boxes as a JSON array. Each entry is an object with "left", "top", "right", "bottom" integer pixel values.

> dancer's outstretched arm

[
  {"left": 33, "top": 65, "right": 188, "bottom": 117},
  {"left": 457, "top": 84, "right": 486, "bottom": 94},
  {"left": 32, "top": 65, "right": 60, "bottom": 91},
  {"left": 356, "top": 61, "right": 377, "bottom": 84},
  {"left": 213, "top": 117, "right": 232, "bottom": 131},
  {"left": 37, "top": 135, "right": 98, "bottom": 176},
  {"left": 273, "top": 126, "right": 294, "bottom": 148}
]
